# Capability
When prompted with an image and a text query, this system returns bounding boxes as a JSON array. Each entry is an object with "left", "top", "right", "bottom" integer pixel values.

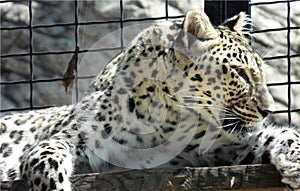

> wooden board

[{"left": 1, "top": 164, "right": 285, "bottom": 191}]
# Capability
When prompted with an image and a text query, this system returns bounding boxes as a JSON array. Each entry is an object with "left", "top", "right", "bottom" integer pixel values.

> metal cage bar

[
  {"left": 29, "top": 1, "right": 34, "bottom": 109},
  {"left": 286, "top": 0, "right": 292, "bottom": 125}
]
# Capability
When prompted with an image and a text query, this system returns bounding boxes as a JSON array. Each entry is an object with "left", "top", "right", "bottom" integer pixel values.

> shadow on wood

[{"left": 1, "top": 164, "right": 285, "bottom": 191}]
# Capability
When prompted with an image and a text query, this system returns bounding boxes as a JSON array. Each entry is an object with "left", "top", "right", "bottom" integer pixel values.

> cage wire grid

[{"left": 0, "top": 0, "right": 300, "bottom": 126}]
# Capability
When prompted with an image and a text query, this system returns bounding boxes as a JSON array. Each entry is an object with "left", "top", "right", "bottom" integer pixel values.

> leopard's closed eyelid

[
  {"left": 233, "top": 67, "right": 251, "bottom": 84},
  {"left": 238, "top": 69, "right": 250, "bottom": 83}
]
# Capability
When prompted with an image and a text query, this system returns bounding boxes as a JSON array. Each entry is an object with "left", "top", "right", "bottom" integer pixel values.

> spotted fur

[{"left": 1, "top": 10, "right": 300, "bottom": 191}]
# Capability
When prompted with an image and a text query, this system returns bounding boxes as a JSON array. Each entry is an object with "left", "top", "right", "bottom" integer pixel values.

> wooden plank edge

[{"left": 1, "top": 164, "right": 285, "bottom": 191}]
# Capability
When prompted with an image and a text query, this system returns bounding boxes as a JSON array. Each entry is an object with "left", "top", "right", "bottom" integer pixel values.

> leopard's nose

[{"left": 258, "top": 108, "right": 273, "bottom": 118}]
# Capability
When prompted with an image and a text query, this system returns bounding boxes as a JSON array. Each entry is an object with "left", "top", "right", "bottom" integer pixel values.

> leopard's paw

[
  {"left": 280, "top": 164, "right": 300, "bottom": 190},
  {"left": 271, "top": 137, "right": 300, "bottom": 190}
]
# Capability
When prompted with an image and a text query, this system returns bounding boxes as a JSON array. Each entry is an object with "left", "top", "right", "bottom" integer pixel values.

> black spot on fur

[
  {"left": 162, "top": 86, "right": 170, "bottom": 94},
  {"left": 229, "top": 80, "right": 238, "bottom": 86},
  {"left": 95, "top": 113, "right": 106, "bottom": 121},
  {"left": 256, "top": 132, "right": 263, "bottom": 139},
  {"left": 141, "top": 49, "right": 148, "bottom": 57},
  {"left": 72, "top": 124, "right": 80, "bottom": 130},
  {"left": 30, "top": 158, "right": 39, "bottom": 167},
  {"left": 117, "top": 88, "right": 127, "bottom": 94},
  {"left": 101, "top": 105, "right": 108, "bottom": 110},
  {"left": 222, "top": 65, "right": 228, "bottom": 74},
  {"left": 44, "top": 171, "right": 49, "bottom": 178},
  {"left": 191, "top": 74, "right": 203, "bottom": 82},
  {"left": 25, "top": 164, "right": 29, "bottom": 171},
  {"left": 264, "top": 136, "right": 274, "bottom": 147},
  {"left": 41, "top": 183, "right": 47, "bottom": 191},
  {"left": 214, "top": 146, "right": 224, "bottom": 154},
  {"left": 104, "top": 124, "right": 112, "bottom": 135},
  {"left": 81, "top": 104, "right": 89, "bottom": 110},
  {"left": 54, "top": 120, "right": 63, "bottom": 128},
  {"left": 219, "top": 31, "right": 224, "bottom": 38},
  {"left": 168, "top": 120, "right": 177, "bottom": 125},
  {"left": 163, "top": 127, "right": 175, "bottom": 133},
  {"left": 101, "top": 130, "right": 109, "bottom": 139},
  {"left": 230, "top": 71, "right": 235, "bottom": 78},
  {"left": 62, "top": 120, "right": 71, "bottom": 127},
  {"left": 170, "top": 161, "right": 179, "bottom": 166},
  {"left": 135, "top": 111, "right": 145, "bottom": 119},
  {"left": 40, "top": 151, "right": 54, "bottom": 156},
  {"left": 14, "top": 119, "right": 23, "bottom": 126},
  {"left": 139, "top": 94, "right": 150, "bottom": 99},
  {"left": 151, "top": 69, "right": 159, "bottom": 78},
  {"left": 148, "top": 47, "right": 154, "bottom": 52},
  {"left": 50, "top": 178, "right": 56, "bottom": 190},
  {"left": 7, "top": 168, "right": 17, "bottom": 180},
  {"left": 95, "top": 140, "right": 101, "bottom": 149},
  {"left": 3, "top": 146, "right": 12, "bottom": 157},
  {"left": 262, "top": 151, "right": 270, "bottom": 164},
  {"left": 59, "top": 173, "right": 64, "bottom": 183},
  {"left": 35, "top": 161, "right": 45, "bottom": 173},
  {"left": 204, "top": 91, "right": 212, "bottom": 97},
  {"left": 30, "top": 127, "right": 36, "bottom": 132},
  {"left": 240, "top": 152, "right": 255, "bottom": 164},
  {"left": 136, "top": 136, "right": 143, "bottom": 143},
  {"left": 34, "top": 177, "right": 41, "bottom": 186},
  {"left": 287, "top": 139, "right": 294, "bottom": 147},
  {"left": 51, "top": 130, "right": 59, "bottom": 136},
  {"left": 136, "top": 57, "right": 141, "bottom": 63},
  {"left": 194, "top": 131, "right": 205, "bottom": 139},
  {"left": 128, "top": 47, "right": 134, "bottom": 54},
  {"left": 0, "top": 122, "right": 7, "bottom": 134},
  {"left": 146, "top": 86, "right": 155, "bottom": 92},
  {"left": 205, "top": 65, "right": 211, "bottom": 75},
  {"left": 49, "top": 159, "right": 59, "bottom": 170},
  {"left": 208, "top": 77, "right": 216, "bottom": 84},
  {"left": 215, "top": 69, "right": 222, "bottom": 79},
  {"left": 112, "top": 137, "right": 127, "bottom": 145},
  {"left": 1, "top": 142, "right": 8, "bottom": 151},
  {"left": 158, "top": 50, "right": 165, "bottom": 57},
  {"left": 184, "top": 144, "right": 199, "bottom": 152},
  {"left": 9, "top": 130, "right": 17, "bottom": 139},
  {"left": 128, "top": 97, "right": 135, "bottom": 112}
]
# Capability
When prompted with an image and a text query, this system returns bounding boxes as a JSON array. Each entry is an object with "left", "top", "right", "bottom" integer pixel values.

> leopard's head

[{"left": 175, "top": 10, "right": 275, "bottom": 131}]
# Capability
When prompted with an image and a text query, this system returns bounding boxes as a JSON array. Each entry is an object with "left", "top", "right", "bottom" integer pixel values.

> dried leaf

[{"left": 62, "top": 47, "right": 79, "bottom": 94}]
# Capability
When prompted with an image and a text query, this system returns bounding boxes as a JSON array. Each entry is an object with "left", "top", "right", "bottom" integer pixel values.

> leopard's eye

[{"left": 237, "top": 69, "right": 250, "bottom": 84}]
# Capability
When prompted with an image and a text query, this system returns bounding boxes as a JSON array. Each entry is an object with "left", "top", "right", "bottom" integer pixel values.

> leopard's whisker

[{"left": 229, "top": 122, "right": 240, "bottom": 135}]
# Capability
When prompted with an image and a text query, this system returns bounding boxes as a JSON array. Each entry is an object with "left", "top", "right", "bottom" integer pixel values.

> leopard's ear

[
  {"left": 222, "top": 12, "right": 250, "bottom": 34},
  {"left": 183, "top": 10, "right": 218, "bottom": 40}
]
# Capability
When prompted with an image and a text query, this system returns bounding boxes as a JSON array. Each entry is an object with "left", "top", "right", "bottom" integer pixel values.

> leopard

[{"left": 1, "top": 10, "right": 300, "bottom": 191}]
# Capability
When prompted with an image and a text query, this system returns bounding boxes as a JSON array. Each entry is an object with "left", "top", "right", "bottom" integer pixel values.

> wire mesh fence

[
  {"left": 0, "top": 0, "right": 188, "bottom": 112},
  {"left": 249, "top": 0, "right": 300, "bottom": 126},
  {"left": 0, "top": 0, "right": 299, "bottom": 126}
]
